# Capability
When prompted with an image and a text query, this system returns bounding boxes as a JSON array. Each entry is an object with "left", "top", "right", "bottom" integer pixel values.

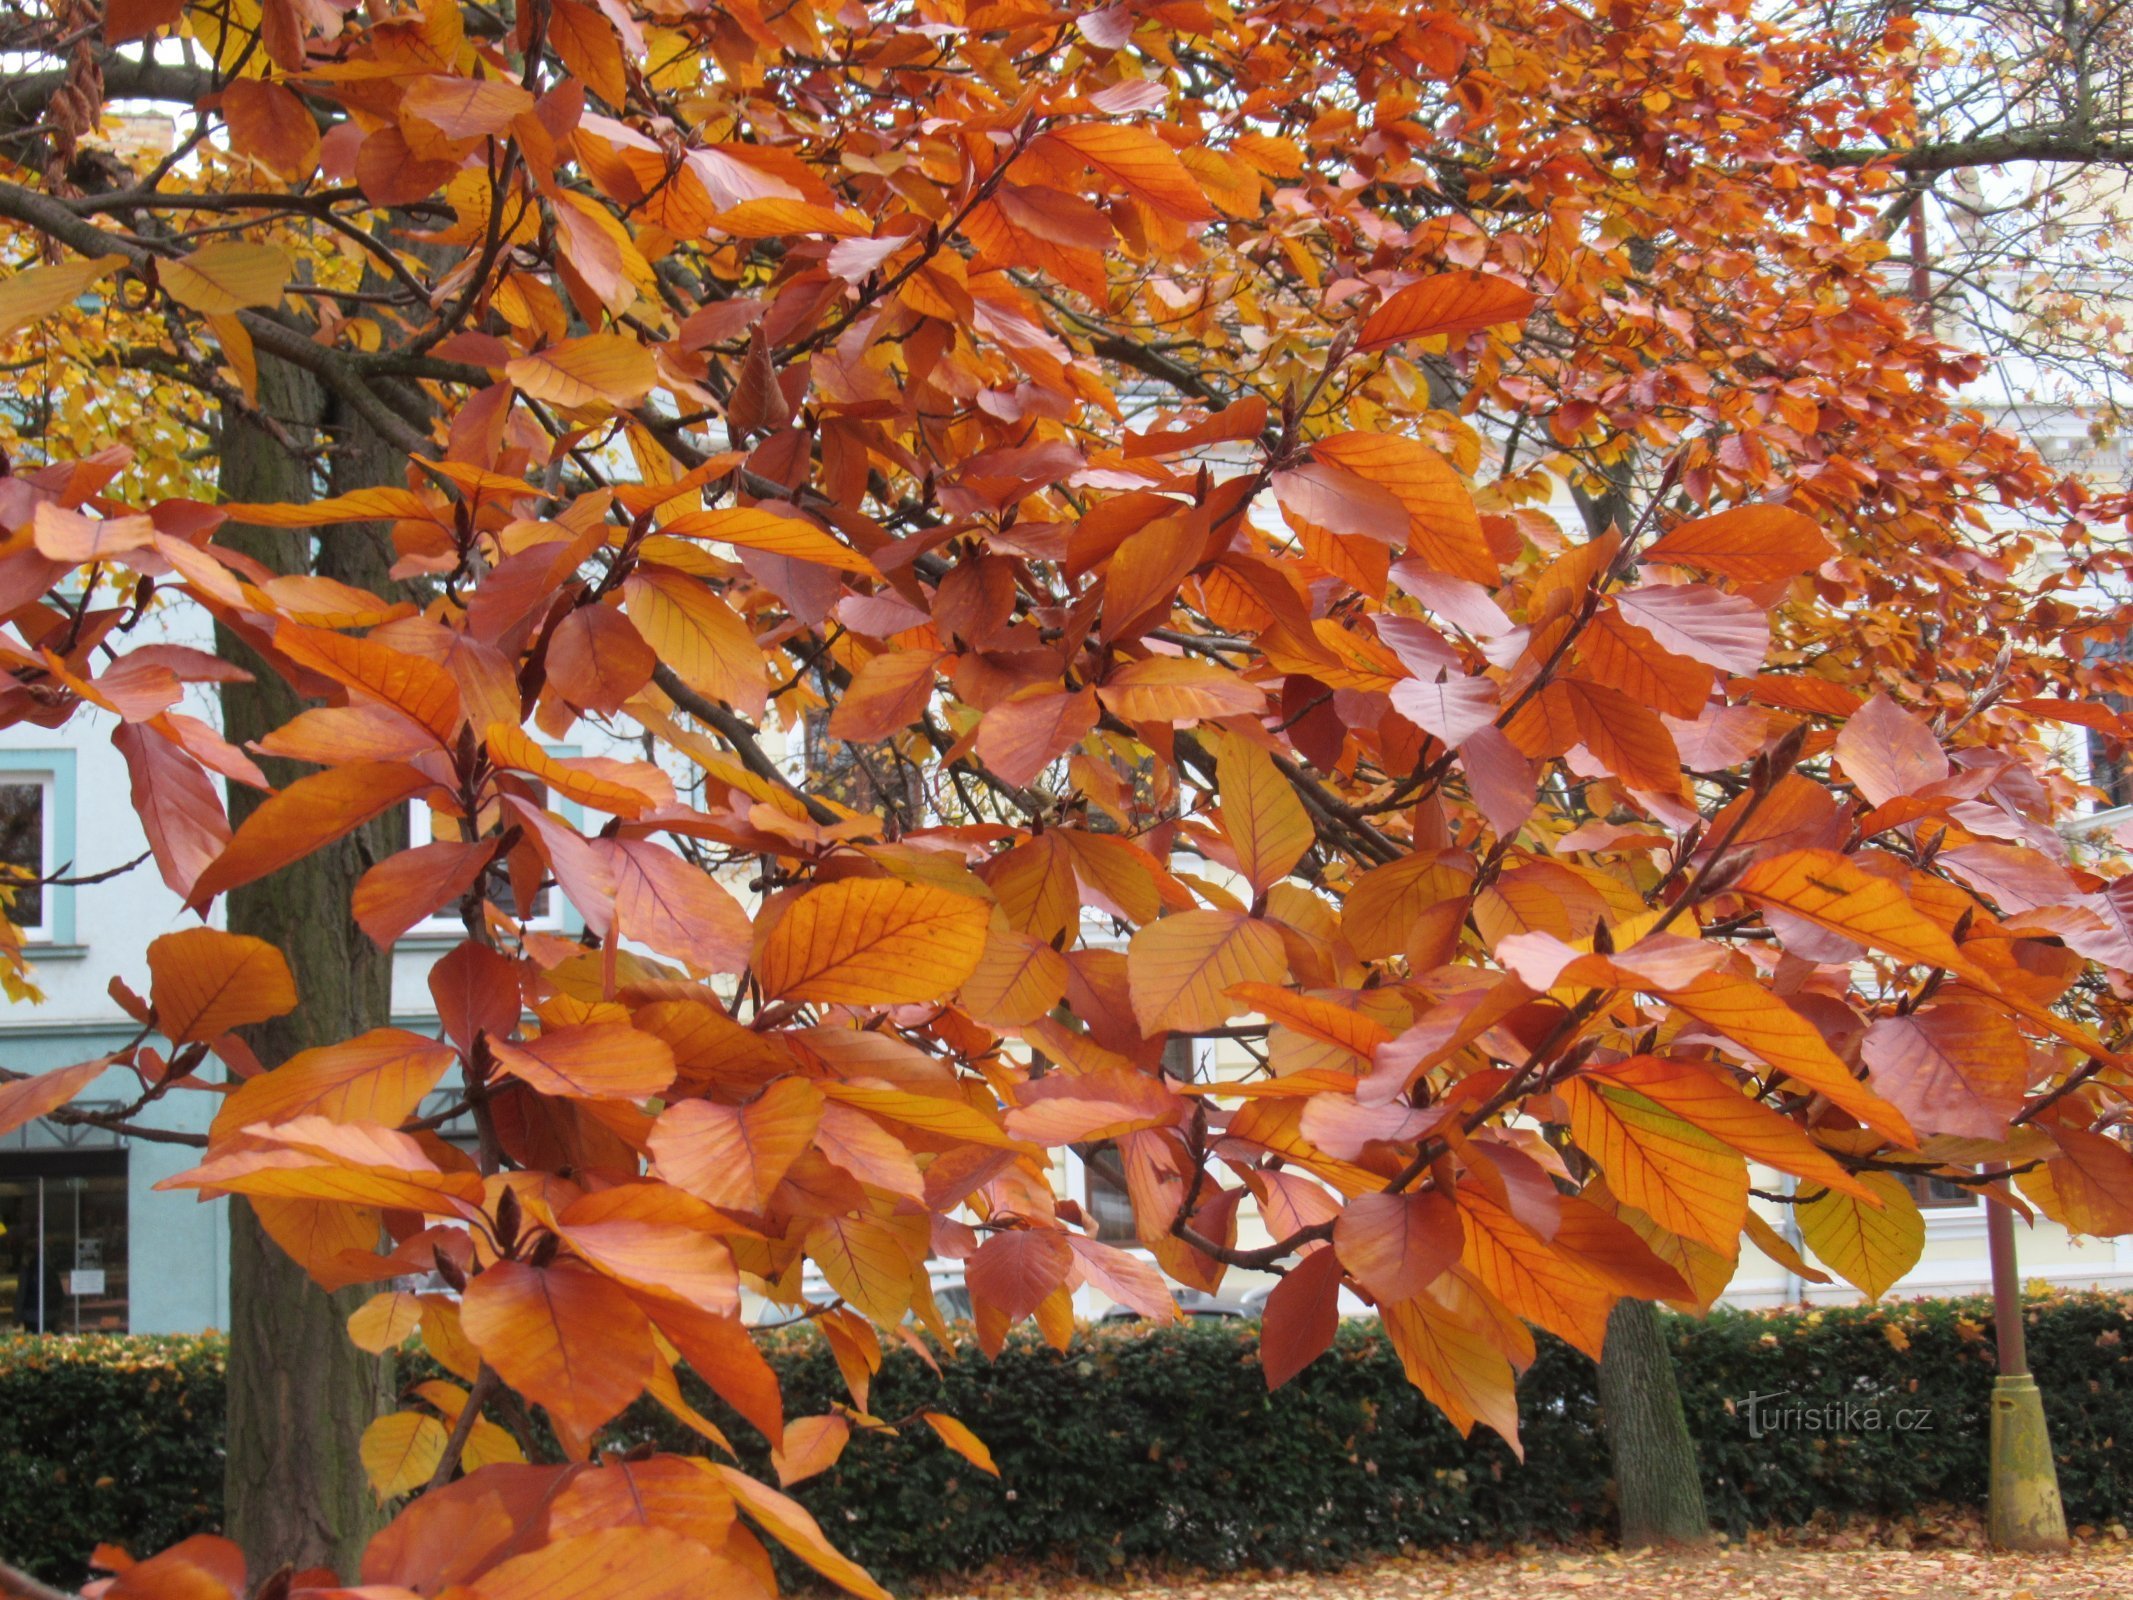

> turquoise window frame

[{"left": 0, "top": 747, "right": 78, "bottom": 950}]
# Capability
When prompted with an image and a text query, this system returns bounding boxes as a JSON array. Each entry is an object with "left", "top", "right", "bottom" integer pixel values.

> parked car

[{"left": 1098, "top": 1288, "right": 1249, "bottom": 1322}]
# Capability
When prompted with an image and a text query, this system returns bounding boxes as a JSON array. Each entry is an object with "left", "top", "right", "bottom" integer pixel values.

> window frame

[
  {"left": 405, "top": 746, "right": 584, "bottom": 941},
  {"left": 0, "top": 749, "right": 76, "bottom": 947}
]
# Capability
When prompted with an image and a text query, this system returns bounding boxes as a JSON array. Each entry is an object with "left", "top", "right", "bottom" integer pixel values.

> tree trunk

[
  {"left": 215, "top": 356, "right": 411, "bottom": 1579},
  {"left": 1598, "top": 1297, "right": 1710, "bottom": 1548}
]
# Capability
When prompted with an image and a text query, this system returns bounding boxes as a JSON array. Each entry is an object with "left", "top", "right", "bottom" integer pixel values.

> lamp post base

[{"left": 1988, "top": 1374, "right": 2069, "bottom": 1552}]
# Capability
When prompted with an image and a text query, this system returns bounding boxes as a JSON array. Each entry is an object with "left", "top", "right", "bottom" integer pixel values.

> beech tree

[{"left": 3, "top": 0, "right": 2133, "bottom": 1594}]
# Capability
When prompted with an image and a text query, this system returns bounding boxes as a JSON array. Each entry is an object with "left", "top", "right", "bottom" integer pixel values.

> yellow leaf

[
  {"left": 0, "top": 253, "right": 127, "bottom": 341},
  {"left": 360, "top": 1411, "right": 446, "bottom": 1499},
  {"left": 160, "top": 242, "right": 290, "bottom": 314},
  {"left": 1797, "top": 1171, "right": 1923, "bottom": 1299}
]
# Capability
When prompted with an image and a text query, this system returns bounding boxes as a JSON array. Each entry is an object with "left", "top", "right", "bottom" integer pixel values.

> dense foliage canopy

[{"left": 1, "top": 0, "right": 2132, "bottom": 1594}]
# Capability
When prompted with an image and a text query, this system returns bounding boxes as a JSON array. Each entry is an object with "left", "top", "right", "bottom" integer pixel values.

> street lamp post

[{"left": 1986, "top": 1191, "right": 2068, "bottom": 1551}]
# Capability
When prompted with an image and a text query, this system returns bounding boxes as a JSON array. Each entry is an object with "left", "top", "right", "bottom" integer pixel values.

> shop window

[{"left": 0, "top": 1109, "right": 126, "bottom": 1332}]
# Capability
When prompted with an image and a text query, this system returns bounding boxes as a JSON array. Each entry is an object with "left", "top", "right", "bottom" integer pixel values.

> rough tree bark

[
  {"left": 1598, "top": 1297, "right": 1711, "bottom": 1547},
  {"left": 214, "top": 355, "right": 410, "bottom": 1578}
]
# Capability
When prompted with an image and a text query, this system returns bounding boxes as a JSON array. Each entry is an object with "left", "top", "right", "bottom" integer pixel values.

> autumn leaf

[
  {"left": 921, "top": 1412, "right": 1000, "bottom": 1476},
  {"left": 506, "top": 332, "right": 659, "bottom": 408},
  {"left": 160, "top": 242, "right": 290, "bottom": 313},
  {"left": 146, "top": 928, "right": 297, "bottom": 1043},
  {"left": 1043, "top": 123, "right": 1216, "bottom": 222},
  {"left": 460, "top": 1259, "right": 657, "bottom": 1453},
  {"left": 488, "top": 1023, "right": 677, "bottom": 1100},
  {"left": 650, "top": 1078, "right": 824, "bottom": 1211},
  {"left": 360, "top": 1411, "right": 447, "bottom": 1499},
  {"left": 1797, "top": 1172, "right": 1925, "bottom": 1299},
  {"left": 1643, "top": 503, "right": 1835, "bottom": 581},
  {"left": 1126, "top": 910, "right": 1289, "bottom": 1033},
  {"left": 1358, "top": 271, "right": 1536, "bottom": 350},
  {"left": 756, "top": 878, "right": 990, "bottom": 1005}
]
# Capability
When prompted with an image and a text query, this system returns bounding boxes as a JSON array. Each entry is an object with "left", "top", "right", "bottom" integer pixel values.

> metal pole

[
  {"left": 33, "top": 1178, "right": 43, "bottom": 1335},
  {"left": 1985, "top": 1187, "right": 2066, "bottom": 1550},
  {"left": 1987, "top": 1196, "right": 2028, "bottom": 1376}
]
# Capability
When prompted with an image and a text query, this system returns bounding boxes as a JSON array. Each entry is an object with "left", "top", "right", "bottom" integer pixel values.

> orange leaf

[
  {"left": 468, "top": 1526, "right": 716, "bottom": 1600},
  {"left": 0, "top": 1056, "right": 108, "bottom": 1139},
  {"left": 1832, "top": 693, "right": 1950, "bottom": 807},
  {"left": 974, "top": 685, "right": 1099, "bottom": 787},
  {"left": 1358, "top": 271, "right": 1535, "bottom": 350},
  {"left": 190, "top": 762, "right": 433, "bottom": 906},
  {"left": 1588, "top": 1056, "right": 1877, "bottom": 1201},
  {"left": 660, "top": 506, "right": 875, "bottom": 573},
  {"left": 1333, "top": 1189, "right": 1462, "bottom": 1303},
  {"left": 824, "top": 649, "right": 946, "bottom": 743},
  {"left": 1259, "top": 1243, "right": 1342, "bottom": 1389},
  {"left": 212, "top": 1028, "right": 456, "bottom": 1138},
  {"left": 400, "top": 74, "right": 535, "bottom": 138},
  {"left": 773, "top": 1413, "right": 852, "bottom": 1485},
  {"left": 967, "top": 1228, "right": 1073, "bottom": 1322},
  {"left": 757, "top": 877, "right": 990, "bottom": 1005},
  {"left": 460, "top": 1259, "right": 656, "bottom": 1452},
  {"left": 1310, "top": 432, "right": 1494, "bottom": 586},
  {"left": 1658, "top": 971, "right": 1914, "bottom": 1145},
  {"left": 1860, "top": 1003, "right": 2028, "bottom": 1141},
  {"left": 558, "top": 1185, "right": 740, "bottom": 1317},
  {"left": 1126, "top": 910, "right": 1288, "bottom": 1033},
  {"left": 1044, "top": 123, "right": 1215, "bottom": 222},
  {"left": 958, "top": 926, "right": 1072, "bottom": 1027},
  {"left": 1558, "top": 1077, "right": 1748, "bottom": 1252},
  {"left": 921, "top": 1412, "right": 1000, "bottom": 1476},
  {"left": 1215, "top": 731, "right": 1314, "bottom": 892},
  {"left": 147, "top": 927, "right": 297, "bottom": 1043},
  {"left": 1643, "top": 503, "right": 1834, "bottom": 582},
  {"left": 489, "top": 1024, "right": 675, "bottom": 1101},
  {"left": 650, "top": 1078, "right": 824, "bottom": 1210},
  {"left": 713, "top": 1465, "right": 892, "bottom": 1600},
  {"left": 1381, "top": 1292, "right": 1522, "bottom": 1455},
  {"left": 607, "top": 838, "right": 753, "bottom": 976},
  {"left": 506, "top": 332, "right": 658, "bottom": 408},
  {"left": 1095, "top": 656, "right": 1267, "bottom": 723}
]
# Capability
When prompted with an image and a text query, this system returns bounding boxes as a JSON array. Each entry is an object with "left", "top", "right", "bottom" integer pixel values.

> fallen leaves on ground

[{"left": 926, "top": 1524, "right": 2130, "bottom": 1600}]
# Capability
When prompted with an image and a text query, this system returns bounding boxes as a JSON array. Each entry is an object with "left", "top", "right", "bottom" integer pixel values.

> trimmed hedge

[{"left": 7, "top": 1293, "right": 2133, "bottom": 1587}]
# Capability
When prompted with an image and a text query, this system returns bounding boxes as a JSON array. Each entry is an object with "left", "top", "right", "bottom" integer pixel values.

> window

[
  {"left": 408, "top": 766, "right": 581, "bottom": 937},
  {"left": 1898, "top": 1171, "right": 1977, "bottom": 1210},
  {"left": 0, "top": 777, "right": 48, "bottom": 936},
  {"left": 0, "top": 750, "right": 74, "bottom": 946},
  {"left": 1081, "top": 1143, "right": 1140, "bottom": 1243},
  {"left": 0, "top": 1109, "right": 127, "bottom": 1332}
]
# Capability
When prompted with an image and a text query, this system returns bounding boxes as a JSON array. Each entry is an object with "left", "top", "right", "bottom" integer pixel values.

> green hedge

[{"left": 7, "top": 1293, "right": 2133, "bottom": 1587}]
